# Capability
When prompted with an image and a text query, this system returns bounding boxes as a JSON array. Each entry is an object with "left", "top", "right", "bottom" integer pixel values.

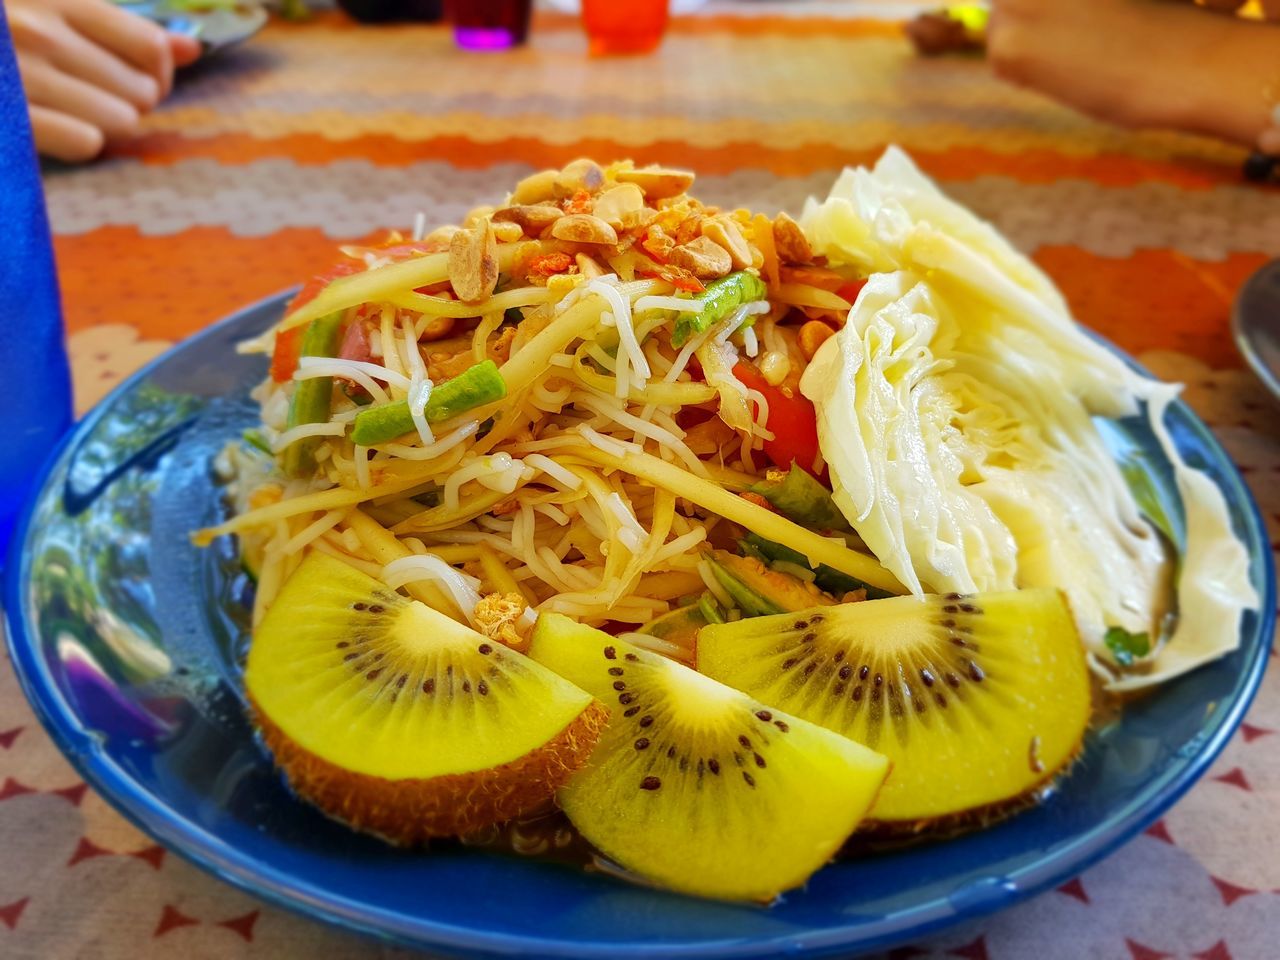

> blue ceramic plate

[{"left": 5, "top": 292, "right": 1275, "bottom": 959}]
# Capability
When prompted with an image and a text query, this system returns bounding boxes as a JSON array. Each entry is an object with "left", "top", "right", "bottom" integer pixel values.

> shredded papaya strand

[
  {"left": 392, "top": 488, "right": 510, "bottom": 535},
  {"left": 565, "top": 465, "right": 633, "bottom": 589},
  {"left": 477, "top": 541, "right": 533, "bottom": 605},
  {"left": 403, "top": 541, "right": 480, "bottom": 564},
  {"left": 345, "top": 508, "right": 464, "bottom": 621},
  {"left": 280, "top": 242, "right": 535, "bottom": 332},
  {"left": 570, "top": 341, "right": 716, "bottom": 406},
  {"left": 634, "top": 569, "right": 706, "bottom": 600},
  {"left": 772, "top": 283, "right": 853, "bottom": 312},
  {"left": 193, "top": 441, "right": 472, "bottom": 544},
  {"left": 616, "top": 487, "right": 677, "bottom": 603},
  {"left": 569, "top": 444, "right": 905, "bottom": 595},
  {"left": 386, "top": 285, "right": 554, "bottom": 318}
]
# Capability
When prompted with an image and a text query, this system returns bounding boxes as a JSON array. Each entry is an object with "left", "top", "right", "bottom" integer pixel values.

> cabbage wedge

[{"left": 799, "top": 147, "right": 1256, "bottom": 690}]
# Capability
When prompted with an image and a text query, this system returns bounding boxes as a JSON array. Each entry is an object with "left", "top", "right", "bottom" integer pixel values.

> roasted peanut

[
  {"left": 554, "top": 158, "right": 605, "bottom": 197},
  {"left": 463, "top": 204, "right": 495, "bottom": 227},
  {"left": 760, "top": 350, "right": 791, "bottom": 386},
  {"left": 551, "top": 214, "right": 618, "bottom": 245},
  {"left": 668, "top": 235, "right": 733, "bottom": 279},
  {"left": 490, "top": 220, "right": 525, "bottom": 244},
  {"left": 420, "top": 315, "right": 457, "bottom": 342},
  {"left": 772, "top": 212, "right": 813, "bottom": 264},
  {"left": 510, "top": 169, "right": 559, "bottom": 205},
  {"left": 640, "top": 223, "right": 675, "bottom": 261},
  {"left": 798, "top": 320, "right": 836, "bottom": 360},
  {"left": 448, "top": 218, "right": 499, "bottom": 303},
  {"left": 616, "top": 166, "right": 696, "bottom": 200},
  {"left": 424, "top": 224, "right": 462, "bottom": 246},
  {"left": 492, "top": 204, "right": 563, "bottom": 236},
  {"left": 703, "top": 216, "right": 753, "bottom": 270},
  {"left": 590, "top": 183, "right": 645, "bottom": 228}
]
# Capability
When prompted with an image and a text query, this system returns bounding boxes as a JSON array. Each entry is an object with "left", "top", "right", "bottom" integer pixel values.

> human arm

[{"left": 987, "top": 0, "right": 1279, "bottom": 149}]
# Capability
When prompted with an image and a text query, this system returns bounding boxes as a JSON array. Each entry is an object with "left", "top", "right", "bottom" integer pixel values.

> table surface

[{"left": 5, "top": 4, "right": 1280, "bottom": 958}]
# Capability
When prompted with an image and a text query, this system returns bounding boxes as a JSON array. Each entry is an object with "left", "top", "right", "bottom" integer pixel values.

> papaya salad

[{"left": 198, "top": 152, "right": 1257, "bottom": 902}]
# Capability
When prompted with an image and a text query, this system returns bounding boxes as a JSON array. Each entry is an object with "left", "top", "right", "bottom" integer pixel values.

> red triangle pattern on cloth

[
  {"left": 131, "top": 845, "right": 166, "bottom": 870},
  {"left": 66, "top": 837, "right": 111, "bottom": 867},
  {"left": 0, "top": 778, "right": 35, "bottom": 801},
  {"left": 49, "top": 783, "right": 89, "bottom": 806},
  {"left": 217, "top": 910, "right": 260, "bottom": 942},
  {"left": 948, "top": 936, "right": 989, "bottom": 960},
  {"left": 0, "top": 726, "right": 23, "bottom": 749},
  {"left": 153, "top": 904, "right": 199, "bottom": 938},
  {"left": 1211, "top": 768, "right": 1253, "bottom": 791},
  {"left": 1145, "top": 819, "right": 1175, "bottom": 844},
  {"left": 1239, "top": 722, "right": 1273, "bottom": 743},
  {"left": 1056, "top": 877, "right": 1090, "bottom": 903},
  {"left": 0, "top": 898, "right": 29, "bottom": 930},
  {"left": 1210, "top": 876, "right": 1255, "bottom": 906},
  {"left": 1126, "top": 939, "right": 1173, "bottom": 960},
  {"left": 1193, "top": 941, "right": 1233, "bottom": 960}
]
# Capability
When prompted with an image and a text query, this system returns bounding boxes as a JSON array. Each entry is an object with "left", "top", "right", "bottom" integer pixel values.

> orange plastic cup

[{"left": 582, "top": 0, "right": 671, "bottom": 56}]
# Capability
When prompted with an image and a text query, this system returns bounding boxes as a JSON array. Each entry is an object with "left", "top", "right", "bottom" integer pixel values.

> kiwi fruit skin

[
  {"left": 252, "top": 693, "right": 607, "bottom": 844},
  {"left": 528, "top": 613, "right": 890, "bottom": 903},
  {"left": 246, "top": 552, "right": 608, "bottom": 844},
  {"left": 697, "top": 589, "right": 1091, "bottom": 826}
]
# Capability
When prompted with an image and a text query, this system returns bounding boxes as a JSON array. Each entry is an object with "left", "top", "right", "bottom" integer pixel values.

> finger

[
  {"left": 29, "top": 104, "right": 105, "bottom": 164},
  {"left": 169, "top": 32, "right": 202, "bottom": 69},
  {"left": 17, "top": 55, "right": 140, "bottom": 141},
  {"left": 46, "top": 18, "right": 161, "bottom": 111},
  {"left": 64, "top": 0, "right": 176, "bottom": 96}
]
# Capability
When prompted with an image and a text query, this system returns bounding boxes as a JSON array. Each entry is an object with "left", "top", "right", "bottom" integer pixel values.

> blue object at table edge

[{"left": 0, "top": 12, "right": 73, "bottom": 556}]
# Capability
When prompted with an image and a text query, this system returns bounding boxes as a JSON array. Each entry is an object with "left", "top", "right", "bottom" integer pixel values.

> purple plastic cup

[{"left": 445, "top": 0, "right": 532, "bottom": 50}]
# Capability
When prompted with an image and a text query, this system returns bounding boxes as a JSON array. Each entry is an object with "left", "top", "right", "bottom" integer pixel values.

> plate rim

[
  {"left": 5, "top": 290, "right": 1276, "bottom": 959},
  {"left": 1230, "top": 262, "right": 1280, "bottom": 404}
]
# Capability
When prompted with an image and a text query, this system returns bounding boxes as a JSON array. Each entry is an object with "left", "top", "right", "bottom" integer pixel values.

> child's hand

[{"left": 8, "top": 0, "right": 202, "bottom": 162}]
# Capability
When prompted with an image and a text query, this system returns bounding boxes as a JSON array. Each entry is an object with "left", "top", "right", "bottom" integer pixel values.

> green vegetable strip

[
  {"left": 750, "top": 463, "right": 849, "bottom": 532},
  {"left": 672, "top": 271, "right": 768, "bottom": 346},
  {"left": 697, "top": 593, "right": 726, "bottom": 625},
  {"left": 351, "top": 360, "right": 508, "bottom": 446},
  {"left": 742, "top": 533, "right": 894, "bottom": 600},
  {"left": 571, "top": 444, "right": 904, "bottom": 594},
  {"left": 282, "top": 311, "right": 345, "bottom": 477},
  {"left": 708, "top": 558, "right": 785, "bottom": 618}
]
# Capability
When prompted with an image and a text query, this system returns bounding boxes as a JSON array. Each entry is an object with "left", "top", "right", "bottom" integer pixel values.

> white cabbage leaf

[{"left": 799, "top": 147, "right": 1257, "bottom": 690}]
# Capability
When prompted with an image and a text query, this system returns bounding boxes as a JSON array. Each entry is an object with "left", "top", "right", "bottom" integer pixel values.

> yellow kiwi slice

[
  {"left": 245, "top": 552, "right": 607, "bottom": 844},
  {"left": 528, "top": 613, "right": 889, "bottom": 902},
  {"left": 697, "top": 589, "right": 1091, "bottom": 826}
]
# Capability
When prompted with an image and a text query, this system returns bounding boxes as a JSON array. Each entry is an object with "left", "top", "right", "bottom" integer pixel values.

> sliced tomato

[
  {"left": 287, "top": 261, "right": 363, "bottom": 314},
  {"left": 835, "top": 279, "right": 867, "bottom": 304},
  {"left": 734, "top": 362, "right": 822, "bottom": 476},
  {"left": 339, "top": 319, "right": 371, "bottom": 364},
  {"left": 270, "top": 325, "right": 303, "bottom": 383},
  {"left": 275, "top": 261, "right": 364, "bottom": 382}
]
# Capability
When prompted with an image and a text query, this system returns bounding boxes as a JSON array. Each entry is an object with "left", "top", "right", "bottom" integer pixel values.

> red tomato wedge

[
  {"left": 274, "top": 262, "right": 364, "bottom": 382},
  {"left": 733, "top": 362, "right": 822, "bottom": 475},
  {"left": 270, "top": 325, "right": 303, "bottom": 384},
  {"left": 835, "top": 279, "right": 867, "bottom": 305}
]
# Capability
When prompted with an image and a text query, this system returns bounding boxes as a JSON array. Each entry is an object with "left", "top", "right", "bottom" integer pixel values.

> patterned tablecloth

[{"left": 4, "top": 3, "right": 1280, "bottom": 957}]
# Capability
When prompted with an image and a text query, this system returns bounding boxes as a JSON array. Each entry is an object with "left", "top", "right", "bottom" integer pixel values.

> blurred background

[{"left": 3, "top": 1, "right": 1280, "bottom": 958}]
